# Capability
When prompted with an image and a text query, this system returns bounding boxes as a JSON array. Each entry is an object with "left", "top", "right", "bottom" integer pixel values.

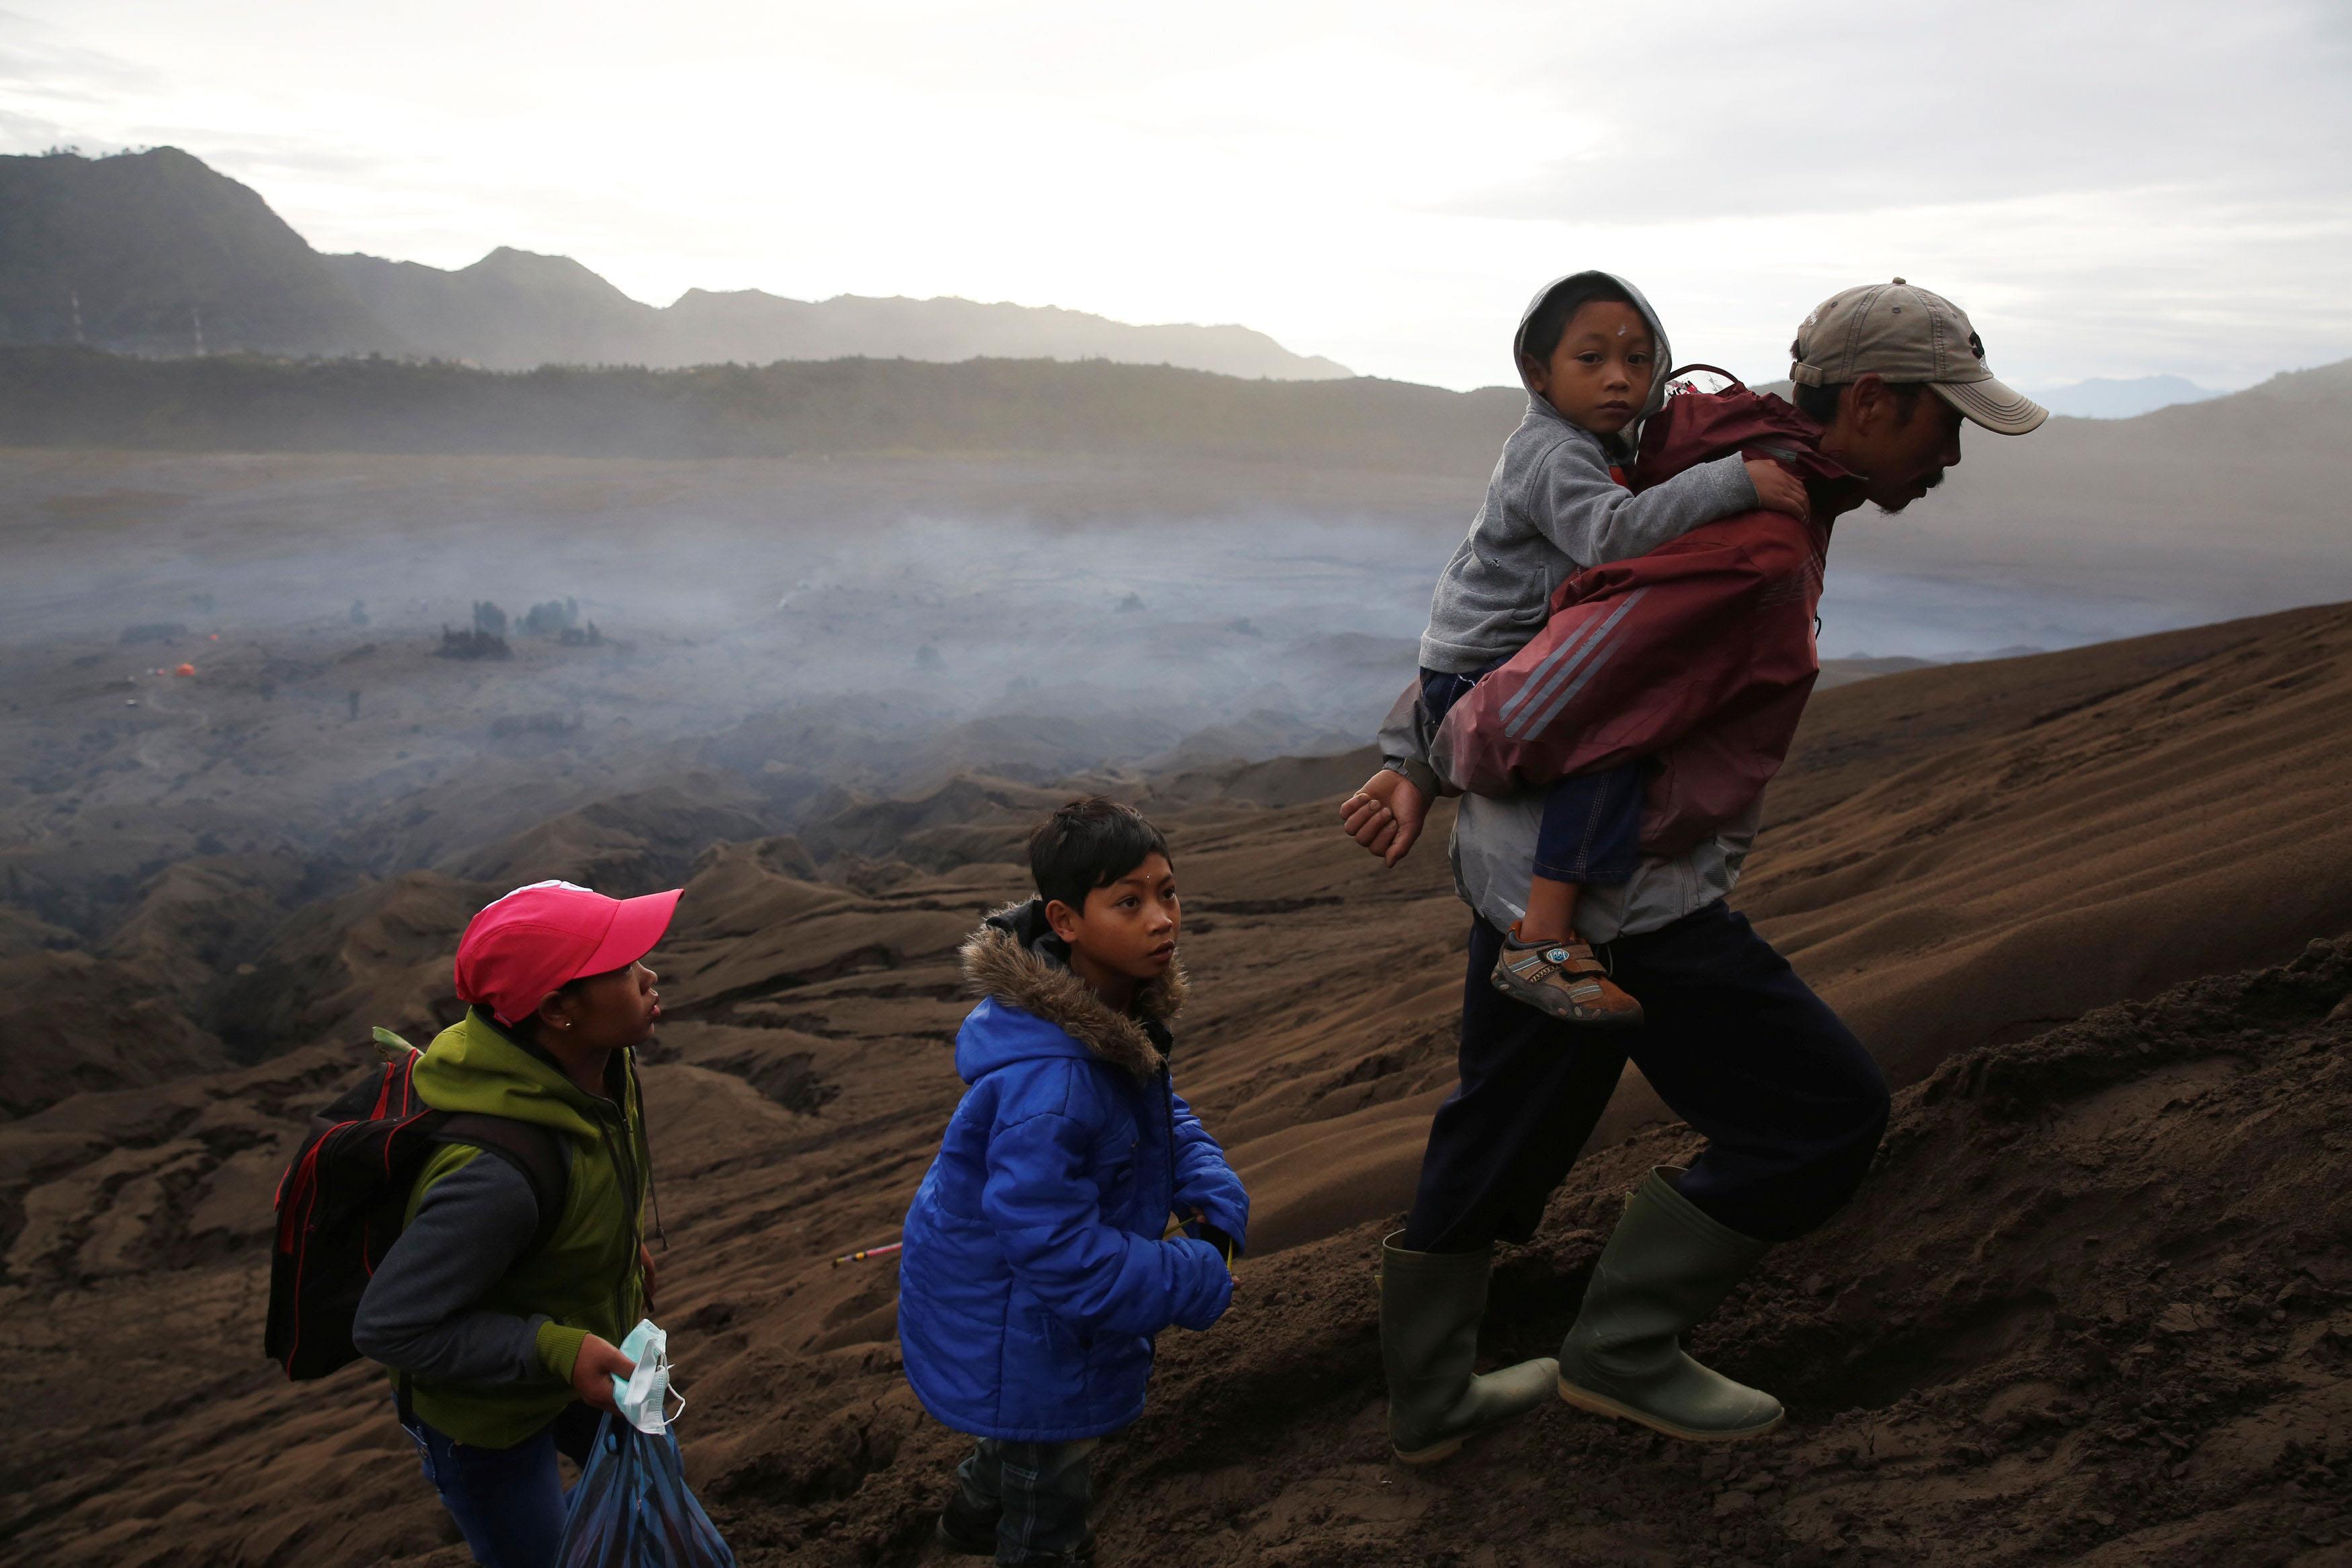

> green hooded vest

[{"left": 400, "top": 1008, "right": 649, "bottom": 1448}]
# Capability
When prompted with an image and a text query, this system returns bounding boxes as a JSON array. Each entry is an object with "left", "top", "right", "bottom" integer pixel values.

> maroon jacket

[{"left": 1429, "top": 379, "right": 1868, "bottom": 856}]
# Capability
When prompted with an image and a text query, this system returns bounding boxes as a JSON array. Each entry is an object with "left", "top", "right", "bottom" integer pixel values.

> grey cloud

[
  {"left": 0, "top": 9, "right": 168, "bottom": 102},
  {"left": 0, "top": 106, "right": 68, "bottom": 152},
  {"left": 123, "top": 130, "right": 401, "bottom": 182},
  {"left": 1441, "top": 0, "right": 2352, "bottom": 224}
]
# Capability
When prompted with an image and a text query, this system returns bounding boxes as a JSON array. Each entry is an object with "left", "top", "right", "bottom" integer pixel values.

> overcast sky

[{"left": 5, "top": 0, "right": 2347, "bottom": 390}]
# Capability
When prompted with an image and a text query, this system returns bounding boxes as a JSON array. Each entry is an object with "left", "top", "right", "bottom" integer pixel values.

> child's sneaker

[
  {"left": 1490, "top": 926, "right": 1644, "bottom": 1025},
  {"left": 935, "top": 1498, "right": 1097, "bottom": 1563},
  {"left": 935, "top": 1493, "right": 999, "bottom": 1555}
]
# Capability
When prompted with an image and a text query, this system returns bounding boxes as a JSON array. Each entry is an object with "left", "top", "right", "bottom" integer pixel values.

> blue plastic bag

[{"left": 554, "top": 1412, "right": 737, "bottom": 1568}]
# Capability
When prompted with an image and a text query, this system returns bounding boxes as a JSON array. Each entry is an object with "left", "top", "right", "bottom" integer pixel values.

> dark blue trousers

[
  {"left": 1404, "top": 902, "right": 1890, "bottom": 1251},
  {"left": 1421, "top": 666, "right": 1644, "bottom": 886},
  {"left": 951, "top": 1436, "right": 1099, "bottom": 1565}
]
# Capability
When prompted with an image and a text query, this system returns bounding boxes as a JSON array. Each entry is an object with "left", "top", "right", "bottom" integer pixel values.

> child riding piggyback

[{"left": 1347, "top": 271, "right": 1809, "bottom": 1026}]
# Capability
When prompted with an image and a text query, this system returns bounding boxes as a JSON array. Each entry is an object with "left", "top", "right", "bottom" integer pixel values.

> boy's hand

[
  {"left": 1186, "top": 1209, "right": 1238, "bottom": 1267},
  {"left": 571, "top": 1334, "right": 636, "bottom": 1414},
  {"left": 639, "top": 1242, "right": 659, "bottom": 1315},
  {"left": 1744, "top": 456, "right": 1810, "bottom": 522},
  {"left": 1341, "top": 769, "right": 1427, "bottom": 867},
  {"left": 1173, "top": 1258, "right": 1236, "bottom": 1331}
]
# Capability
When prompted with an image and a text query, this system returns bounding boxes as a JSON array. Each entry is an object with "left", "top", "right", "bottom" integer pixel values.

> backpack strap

[
  {"left": 1661, "top": 362, "right": 1747, "bottom": 392},
  {"left": 430, "top": 1115, "right": 571, "bottom": 1255}
]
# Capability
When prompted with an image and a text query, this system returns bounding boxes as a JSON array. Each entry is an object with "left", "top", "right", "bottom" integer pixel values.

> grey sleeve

[
  {"left": 1376, "top": 677, "right": 1444, "bottom": 799},
  {"left": 1525, "top": 447, "right": 1756, "bottom": 568},
  {"left": 353, "top": 1149, "right": 554, "bottom": 1387}
]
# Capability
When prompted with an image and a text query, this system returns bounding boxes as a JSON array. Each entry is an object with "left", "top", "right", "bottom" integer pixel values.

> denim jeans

[
  {"left": 398, "top": 1400, "right": 598, "bottom": 1568},
  {"left": 1419, "top": 664, "right": 1644, "bottom": 887},
  {"left": 950, "top": 1436, "right": 1100, "bottom": 1565}
]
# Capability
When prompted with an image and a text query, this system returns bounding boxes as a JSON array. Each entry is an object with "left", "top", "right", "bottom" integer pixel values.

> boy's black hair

[
  {"left": 1519, "top": 273, "right": 1639, "bottom": 370},
  {"left": 1791, "top": 378, "right": 1927, "bottom": 427},
  {"left": 1030, "top": 797, "right": 1171, "bottom": 914}
]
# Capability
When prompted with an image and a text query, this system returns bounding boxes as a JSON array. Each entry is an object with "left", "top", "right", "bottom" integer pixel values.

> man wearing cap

[
  {"left": 1345, "top": 281, "right": 2046, "bottom": 1456},
  {"left": 354, "top": 879, "right": 679, "bottom": 1568}
]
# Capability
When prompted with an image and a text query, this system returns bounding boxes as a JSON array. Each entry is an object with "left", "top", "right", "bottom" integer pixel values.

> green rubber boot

[
  {"left": 1556, "top": 1169, "right": 1785, "bottom": 1442},
  {"left": 1380, "top": 1232, "right": 1559, "bottom": 1465}
]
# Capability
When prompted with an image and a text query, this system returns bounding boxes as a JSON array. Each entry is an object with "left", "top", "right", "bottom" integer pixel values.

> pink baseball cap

[{"left": 454, "top": 879, "right": 682, "bottom": 1027}]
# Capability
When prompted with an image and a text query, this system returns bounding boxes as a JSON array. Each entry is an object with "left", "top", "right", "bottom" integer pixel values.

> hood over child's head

[{"left": 1515, "top": 271, "right": 1677, "bottom": 439}]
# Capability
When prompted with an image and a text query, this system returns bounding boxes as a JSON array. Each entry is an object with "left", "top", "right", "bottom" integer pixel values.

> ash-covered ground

[{"left": 7, "top": 444, "right": 2352, "bottom": 1567}]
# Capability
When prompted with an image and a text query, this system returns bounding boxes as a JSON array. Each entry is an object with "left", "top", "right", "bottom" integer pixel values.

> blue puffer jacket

[{"left": 898, "top": 901, "right": 1248, "bottom": 1442}]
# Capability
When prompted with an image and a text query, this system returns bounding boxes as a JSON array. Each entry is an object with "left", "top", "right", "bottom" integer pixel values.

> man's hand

[
  {"left": 1744, "top": 456, "right": 1811, "bottom": 522},
  {"left": 1340, "top": 768, "right": 1427, "bottom": 868},
  {"left": 571, "top": 1334, "right": 636, "bottom": 1414},
  {"left": 639, "top": 1242, "right": 659, "bottom": 1316}
]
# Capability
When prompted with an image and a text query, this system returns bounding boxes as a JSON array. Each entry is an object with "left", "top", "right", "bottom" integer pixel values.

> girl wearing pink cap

[{"left": 352, "top": 879, "right": 678, "bottom": 1568}]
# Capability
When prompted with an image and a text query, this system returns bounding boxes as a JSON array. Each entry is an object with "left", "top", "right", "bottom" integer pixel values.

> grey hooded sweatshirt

[
  {"left": 1417, "top": 271, "right": 1756, "bottom": 673},
  {"left": 1386, "top": 272, "right": 1767, "bottom": 942}
]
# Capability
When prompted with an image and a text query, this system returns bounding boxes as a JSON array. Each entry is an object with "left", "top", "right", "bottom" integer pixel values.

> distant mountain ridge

[
  {"left": 2024, "top": 374, "right": 2224, "bottom": 419},
  {"left": 0, "top": 146, "right": 390, "bottom": 356},
  {"left": 323, "top": 246, "right": 1354, "bottom": 376},
  {"left": 0, "top": 345, "right": 1517, "bottom": 469},
  {"left": 7, "top": 341, "right": 2341, "bottom": 475},
  {"left": 0, "top": 148, "right": 1352, "bottom": 379}
]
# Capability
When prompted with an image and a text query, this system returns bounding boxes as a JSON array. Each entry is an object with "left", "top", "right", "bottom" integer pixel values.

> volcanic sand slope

[
  {"left": 1749, "top": 601, "right": 2352, "bottom": 1082},
  {"left": 9, "top": 933, "right": 2351, "bottom": 1564},
  {"left": 1060, "top": 933, "right": 2352, "bottom": 1567},
  {"left": 5, "top": 606, "right": 2352, "bottom": 1563}
]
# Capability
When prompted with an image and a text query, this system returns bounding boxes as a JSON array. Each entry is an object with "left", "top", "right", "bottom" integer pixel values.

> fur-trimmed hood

[{"left": 957, "top": 899, "right": 1185, "bottom": 1081}]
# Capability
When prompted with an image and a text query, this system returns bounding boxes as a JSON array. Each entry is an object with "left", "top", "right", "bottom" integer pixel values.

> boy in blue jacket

[{"left": 898, "top": 798, "right": 1247, "bottom": 1565}]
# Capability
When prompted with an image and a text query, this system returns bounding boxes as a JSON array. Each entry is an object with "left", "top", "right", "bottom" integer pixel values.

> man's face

[
  {"left": 1051, "top": 853, "right": 1180, "bottom": 983},
  {"left": 1525, "top": 301, "right": 1656, "bottom": 436},
  {"left": 1825, "top": 376, "right": 1966, "bottom": 513}
]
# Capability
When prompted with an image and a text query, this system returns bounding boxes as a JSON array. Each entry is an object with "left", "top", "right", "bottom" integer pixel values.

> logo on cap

[{"left": 1967, "top": 331, "right": 1986, "bottom": 361}]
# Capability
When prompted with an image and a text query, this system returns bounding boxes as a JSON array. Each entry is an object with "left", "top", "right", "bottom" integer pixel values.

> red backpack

[
  {"left": 265, "top": 1029, "right": 568, "bottom": 1381},
  {"left": 1427, "top": 367, "right": 1868, "bottom": 848}
]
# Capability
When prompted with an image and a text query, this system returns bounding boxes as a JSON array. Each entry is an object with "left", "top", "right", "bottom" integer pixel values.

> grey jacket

[
  {"left": 351, "top": 1150, "right": 556, "bottom": 1387},
  {"left": 1417, "top": 271, "right": 1756, "bottom": 674},
  {"left": 1378, "top": 684, "right": 1759, "bottom": 944}
]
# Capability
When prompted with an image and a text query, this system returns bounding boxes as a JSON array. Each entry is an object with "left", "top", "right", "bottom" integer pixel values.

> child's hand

[
  {"left": 1744, "top": 456, "right": 1811, "bottom": 522},
  {"left": 1173, "top": 1260, "right": 1236, "bottom": 1331},
  {"left": 1341, "top": 769, "right": 1427, "bottom": 867},
  {"left": 639, "top": 1242, "right": 659, "bottom": 1315},
  {"left": 570, "top": 1334, "right": 636, "bottom": 1414},
  {"left": 1188, "top": 1213, "right": 1238, "bottom": 1268}
]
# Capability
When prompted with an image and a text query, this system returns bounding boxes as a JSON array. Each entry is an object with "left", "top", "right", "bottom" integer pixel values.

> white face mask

[{"left": 610, "top": 1317, "right": 684, "bottom": 1435}]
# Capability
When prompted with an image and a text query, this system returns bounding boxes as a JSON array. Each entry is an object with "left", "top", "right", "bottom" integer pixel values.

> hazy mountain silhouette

[
  {"left": 0, "top": 344, "right": 1513, "bottom": 468},
  {"left": 5, "top": 341, "right": 2341, "bottom": 485},
  {"left": 325, "top": 247, "right": 659, "bottom": 367},
  {"left": 0, "top": 148, "right": 1352, "bottom": 378},
  {"left": 0, "top": 147, "right": 393, "bottom": 357},
  {"left": 2026, "top": 373, "right": 2224, "bottom": 419},
  {"left": 327, "top": 249, "right": 1357, "bottom": 378}
]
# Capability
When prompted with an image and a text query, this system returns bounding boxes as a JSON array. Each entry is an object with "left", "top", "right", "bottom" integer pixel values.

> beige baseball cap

[{"left": 1790, "top": 278, "right": 2047, "bottom": 435}]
